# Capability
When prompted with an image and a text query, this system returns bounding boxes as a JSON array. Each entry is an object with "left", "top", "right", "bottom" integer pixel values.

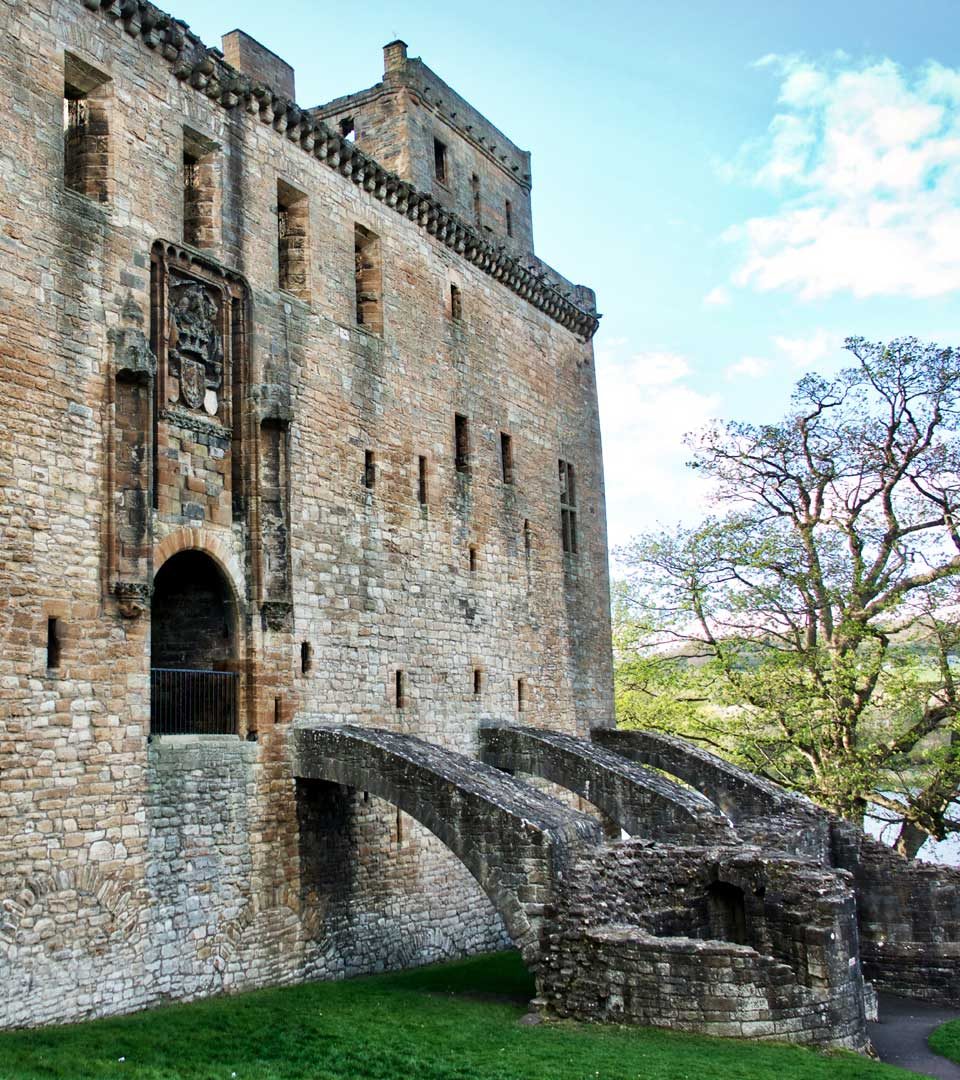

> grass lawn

[
  {"left": 0, "top": 951, "right": 917, "bottom": 1080},
  {"left": 929, "top": 1018, "right": 960, "bottom": 1065}
]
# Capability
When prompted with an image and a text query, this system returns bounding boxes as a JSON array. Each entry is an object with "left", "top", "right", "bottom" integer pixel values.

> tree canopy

[{"left": 617, "top": 337, "right": 960, "bottom": 856}]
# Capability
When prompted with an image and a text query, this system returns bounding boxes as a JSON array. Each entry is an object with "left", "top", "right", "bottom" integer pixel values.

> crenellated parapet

[{"left": 75, "top": 0, "right": 600, "bottom": 341}]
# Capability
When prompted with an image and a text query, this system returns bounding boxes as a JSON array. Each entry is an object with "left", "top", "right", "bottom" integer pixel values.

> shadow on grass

[{"left": 0, "top": 951, "right": 921, "bottom": 1080}]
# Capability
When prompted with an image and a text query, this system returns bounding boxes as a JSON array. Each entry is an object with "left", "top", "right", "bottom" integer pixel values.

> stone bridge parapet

[
  {"left": 592, "top": 728, "right": 830, "bottom": 862},
  {"left": 293, "top": 725, "right": 602, "bottom": 960},
  {"left": 480, "top": 725, "right": 738, "bottom": 845}
]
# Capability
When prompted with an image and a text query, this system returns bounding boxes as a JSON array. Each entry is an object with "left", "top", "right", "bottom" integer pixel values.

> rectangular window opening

[
  {"left": 183, "top": 130, "right": 220, "bottom": 250},
  {"left": 277, "top": 180, "right": 309, "bottom": 299},
  {"left": 450, "top": 283, "right": 462, "bottom": 321},
  {"left": 517, "top": 677, "right": 526, "bottom": 713},
  {"left": 395, "top": 669, "right": 405, "bottom": 709},
  {"left": 500, "top": 432, "right": 514, "bottom": 485},
  {"left": 364, "top": 450, "right": 376, "bottom": 489},
  {"left": 469, "top": 545, "right": 478, "bottom": 573},
  {"left": 505, "top": 199, "right": 513, "bottom": 237},
  {"left": 455, "top": 414, "right": 470, "bottom": 475},
  {"left": 354, "top": 223, "right": 383, "bottom": 334},
  {"left": 396, "top": 806, "right": 404, "bottom": 844},
  {"left": 523, "top": 519, "right": 532, "bottom": 557},
  {"left": 46, "top": 617, "right": 61, "bottom": 670},
  {"left": 301, "top": 641, "right": 313, "bottom": 675},
  {"left": 434, "top": 137, "right": 447, "bottom": 183},
  {"left": 471, "top": 173, "right": 481, "bottom": 226},
  {"left": 418, "top": 455, "right": 428, "bottom": 506},
  {"left": 559, "top": 460, "right": 578, "bottom": 555},
  {"left": 63, "top": 54, "right": 111, "bottom": 202},
  {"left": 473, "top": 668, "right": 482, "bottom": 696},
  {"left": 340, "top": 116, "right": 356, "bottom": 141}
]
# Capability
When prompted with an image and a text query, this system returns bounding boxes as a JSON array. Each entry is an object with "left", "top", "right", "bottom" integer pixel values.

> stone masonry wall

[
  {"left": 0, "top": 0, "right": 611, "bottom": 1028},
  {"left": 537, "top": 842, "right": 869, "bottom": 1051}
]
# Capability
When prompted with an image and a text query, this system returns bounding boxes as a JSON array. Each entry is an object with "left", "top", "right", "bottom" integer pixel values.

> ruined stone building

[{"left": 1, "top": 0, "right": 958, "bottom": 1050}]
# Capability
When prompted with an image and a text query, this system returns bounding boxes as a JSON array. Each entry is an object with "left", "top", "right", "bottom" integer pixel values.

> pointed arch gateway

[{"left": 150, "top": 548, "right": 241, "bottom": 735}]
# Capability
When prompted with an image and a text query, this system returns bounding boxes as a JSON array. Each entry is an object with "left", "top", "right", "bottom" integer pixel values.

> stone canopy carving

[{"left": 167, "top": 276, "right": 223, "bottom": 415}]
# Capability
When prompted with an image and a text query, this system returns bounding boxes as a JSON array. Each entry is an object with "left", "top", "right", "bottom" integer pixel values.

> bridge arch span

[{"left": 293, "top": 725, "right": 602, "bottom": 961}]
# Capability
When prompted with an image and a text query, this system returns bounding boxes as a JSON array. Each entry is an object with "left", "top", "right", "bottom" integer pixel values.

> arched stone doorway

[{"left": 150, "top": 550, "right": 239, "bottom": 735}]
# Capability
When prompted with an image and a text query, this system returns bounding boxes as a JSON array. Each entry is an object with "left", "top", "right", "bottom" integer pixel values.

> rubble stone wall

[{"left": 537, "top": 842, "right": 869, "bottom": 1051}]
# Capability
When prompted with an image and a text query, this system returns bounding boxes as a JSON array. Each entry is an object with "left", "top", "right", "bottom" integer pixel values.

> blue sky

[{"left": 178, "top": 0, "right": 960, "bottom": 550}]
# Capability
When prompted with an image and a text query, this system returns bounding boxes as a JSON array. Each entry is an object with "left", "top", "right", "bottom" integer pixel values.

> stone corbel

[
  {"left": 109, "top": 324, "right": 156, "bottom": 381},
  {"left": 112, "top": 580, "right": 152, "bottom": 619}
]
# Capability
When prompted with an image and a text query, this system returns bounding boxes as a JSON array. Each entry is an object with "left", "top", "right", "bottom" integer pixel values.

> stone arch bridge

[{"left": 292, "top": 721, "right": 960, "bottom": 1050}]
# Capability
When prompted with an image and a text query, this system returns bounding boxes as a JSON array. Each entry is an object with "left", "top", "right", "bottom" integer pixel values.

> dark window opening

[
  {"left": 354, "top": 223, "right": 383, "bottom": 333},
  {"left": 418, "top": 455, "right": 428, "bottom": 506},
  {"left": 471, "top": 173, "right": 481, "bottom": 226},
  {"left": 340, "top": 117, "right": 356, "bottom": 141},
  {"left": 523, "top": 519, "right": 532, "bottom": 556},
  {"left": 434, "top": 138, "right": 447, "bottom": 183},
  {"left": 450, "top": 283, "right": 462, "bottom": 321},
  {"left": 395, "top": 669, "right": 405, "bottom": 709},
  {"left": 396, "top": 806, "right": 404, "bottom": 844},
  {"left": 274, "top": 695, "right": 282, "bottom": 725},
  {"left": 63, "top": 55, "right": 111, "bottom": 201},
  {"left": 469, "top": 545, "right": 477, "bottom": 573},
  {"left": 505, "top": 199, "right": 513, "bottom": 237},
  {"left": 455, "top": 414, "right": 470, "bottom": 474},
  {"left": 46, "top": 617, "right": 61, "bottom": 670},
  {"left": 559, "top": 459, "right": 578, "bottom": 555},
  {"left": 183, "top": 130, "right": 219, "bottom": 250},
  {"left": 364, "top": 450, "right": 376, "bottom": 489},
  {"left": 301, "top": 641, "right": 313, "bottom": 675},
  {"left": 500, "top": 432, "right": 514, "bottom": 485},
  {"left": 517, "top": 677, "right": 526, "bottom": 713},
  {"left": 277, "top": 180, "right": 309, "bottom": 298},
  {"left": 473, "top": 668, "right": 482, "bottom": 696},
  {"left": 707, "top": 881, "right": 748, "bottom": 945}
]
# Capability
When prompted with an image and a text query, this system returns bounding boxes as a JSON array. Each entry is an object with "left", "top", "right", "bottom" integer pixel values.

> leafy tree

[{"left": 617, "top": 337, "right": 960, "bottom": 857}]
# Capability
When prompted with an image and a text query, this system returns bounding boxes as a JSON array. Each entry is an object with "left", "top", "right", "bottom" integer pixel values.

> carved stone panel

[{"left": 167, "top": 276, "right": 223, "bottom": 416}]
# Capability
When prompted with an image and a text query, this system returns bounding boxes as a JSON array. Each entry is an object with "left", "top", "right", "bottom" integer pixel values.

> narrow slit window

[
  {"left": 450, "top": 283, "right": 462, "bottom": 321},
  {"left": 364, "top": 450, "right": 376, "bottom": 489},
  {"left": 469, "top": 545, "right": 478, "bottom": 573},
  {"left": 434, "top": 138, "right": 447, "bottom": 183},
  {"left": 301, "top": 641, "right": 313, "bottom": 675},
  {"left": 500, "top": 432, "right": 513, "bottom": 485},
  {"left": 418, "top": 455, "right": 428, "bottom": 506},
  {"left": 396, "top": 806, "right": 404, "bottom": 844},
  {"left": 455, "top": 414, "right": 470, "bottom": 474},
  {"left": 354, "top": 223, "right": 383, "bottom": 334},
  {"left": 523, "top": 518, "right": 532, "bottom": 556},
  {"left": 395, "top": 669, "right": 405, "bottom": 709},
  {"left": 505, "top": 200, "right": 513, "bottom": 237},
  {"left": 63, "top": 55, "right": 112, "bottom": 202},
  {"left": 473, "top": 668, "right": 482, "bottom": 696},
  {"left": 471, "top": 173, "right": 481, "bottom": 226},
  {"left": 559, "top": 459, "right": 578, "bottom": 555},
  {"left": 46, "top": 617, "right": 61, "bottom": 670},
  {"left": 277, "top": 180, "right": 309, "bottom": 299},
  {"left": 517, "top": 677, "right": 526, "bottom": 713}
]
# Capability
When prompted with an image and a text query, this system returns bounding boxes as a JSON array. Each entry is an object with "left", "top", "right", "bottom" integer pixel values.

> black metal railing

[{"left": 150, "top": 668, "right": 238, "bottom": 735}]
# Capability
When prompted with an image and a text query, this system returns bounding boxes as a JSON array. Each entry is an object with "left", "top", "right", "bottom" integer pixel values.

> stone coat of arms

[{"left": 167, "top": 277, "right": 223, "bottom": 416}]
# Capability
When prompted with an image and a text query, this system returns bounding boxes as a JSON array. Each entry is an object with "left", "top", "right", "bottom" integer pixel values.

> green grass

[
  {"left": 0, "top": 951, "right": 916, "bottom": 1080},
  {"left": 929, "top": 1018, "right": 960, "bottom": 1065}
]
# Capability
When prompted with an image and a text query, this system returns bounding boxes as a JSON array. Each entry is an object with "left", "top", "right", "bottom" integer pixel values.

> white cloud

[
  {"left": 596, "top": 345, "right": 718, "bottom": 545},
  {"left": 725, "top": 355, "right": 770, "bottom": 380},
  {"left": 722, "top": 56, "right": 960, "bottom": 299},
  {"left": 772, "top": 328, "right": 845, "bottom": 370},
  {"left": 703, "top": 285, "right": 731, "bottom": 307}
]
